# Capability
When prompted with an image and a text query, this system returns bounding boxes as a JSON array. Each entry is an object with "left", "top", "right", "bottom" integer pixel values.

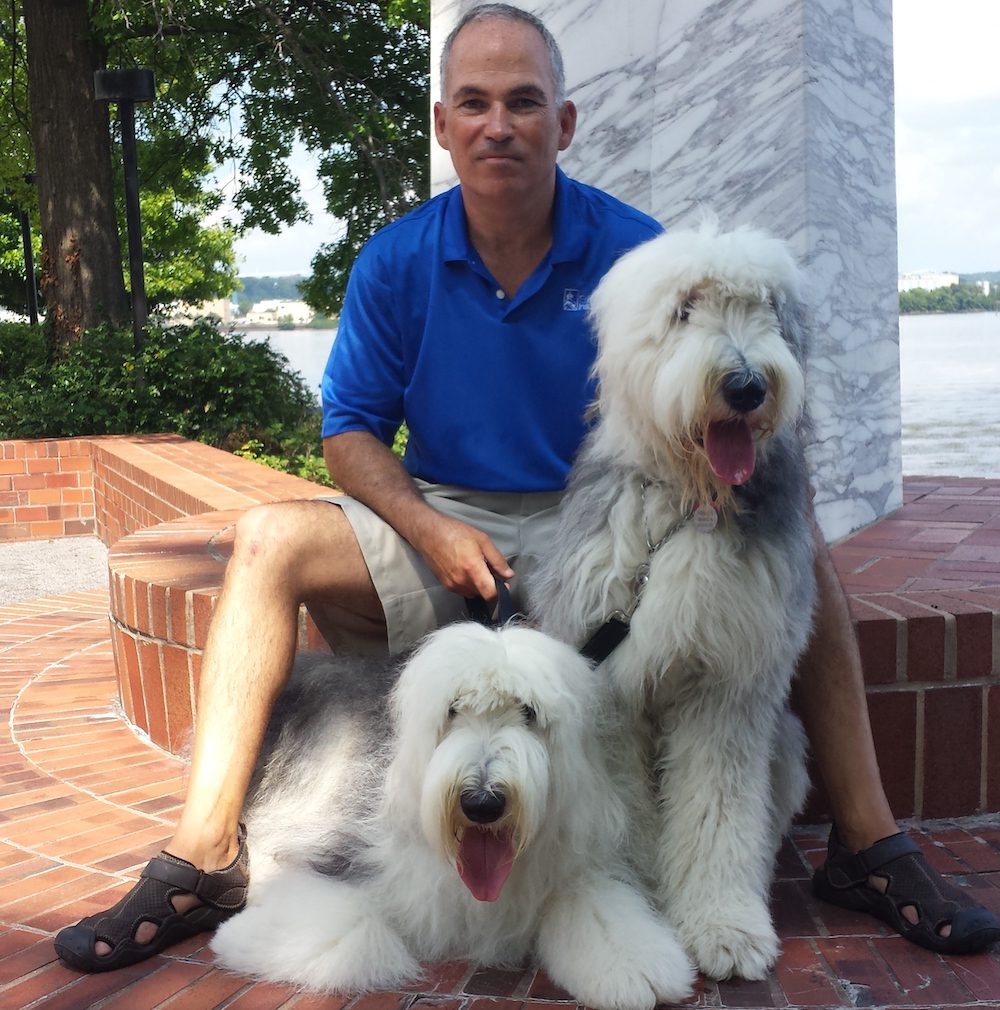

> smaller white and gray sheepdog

[
  {"left": 211, "top": 622, "right": 696, "bottom": 1008},
  {"left": 531, "top": 220, "right": 818, "bottom": 981}
]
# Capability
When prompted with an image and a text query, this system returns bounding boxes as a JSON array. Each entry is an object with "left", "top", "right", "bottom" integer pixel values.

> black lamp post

[
  {"left": 19, "top": 174, "right": 39, "bottom": 325},
  {"left": 94, "top": 68, "right": 155, "bottom": 355}
]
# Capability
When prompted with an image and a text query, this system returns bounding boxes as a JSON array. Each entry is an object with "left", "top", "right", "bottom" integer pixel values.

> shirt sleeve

[{"left": 321, "top": 245, "right": 406, "bottom": 444}]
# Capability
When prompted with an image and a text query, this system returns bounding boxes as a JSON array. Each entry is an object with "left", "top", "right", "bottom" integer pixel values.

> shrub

[
  {"left": 0, "top": 321, "right": 48, "bottom": 380},
  {"left": 0, "top": 319, "right": 318, "bottom": 448},
  {"left": 234, "top": 421, "right": 408, "bottom": 489}
]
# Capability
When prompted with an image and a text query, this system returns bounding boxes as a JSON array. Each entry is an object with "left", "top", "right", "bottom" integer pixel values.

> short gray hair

[{"left": 439, "top": 4, "right": 567, "bottom": 105}]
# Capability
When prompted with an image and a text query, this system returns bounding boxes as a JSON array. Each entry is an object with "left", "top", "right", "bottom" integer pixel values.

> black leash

[
  {"left": 465, "top": 574, "right": 623, "bottom": 664},
  {"left": 463, "top": 572, "right": 630, "bottom": 665},
  {"left": 465, "top": 573, "right": 521, "bottom": 627}
]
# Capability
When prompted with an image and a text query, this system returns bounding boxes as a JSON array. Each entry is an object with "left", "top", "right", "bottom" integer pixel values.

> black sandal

[
  {"left": 812, "top": 824, "right": 1000, "bottom": 954},
  {"left": 54, "top": 825, "right": 249, "bottom": 972}
]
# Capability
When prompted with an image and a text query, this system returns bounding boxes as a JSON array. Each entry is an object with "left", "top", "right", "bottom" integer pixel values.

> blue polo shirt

[{"left": 321, "top": 167, "right": 661, "bottom": 492}]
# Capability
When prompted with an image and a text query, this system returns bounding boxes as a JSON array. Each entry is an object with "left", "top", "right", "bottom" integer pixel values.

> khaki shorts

[{"left": 318, "top": 480, "right": 563, "bottom": 654}]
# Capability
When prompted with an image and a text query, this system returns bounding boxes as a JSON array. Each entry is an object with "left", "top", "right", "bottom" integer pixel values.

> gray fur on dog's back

[{"left": 244, "top": 651, "right": 402, "bottom": 882}]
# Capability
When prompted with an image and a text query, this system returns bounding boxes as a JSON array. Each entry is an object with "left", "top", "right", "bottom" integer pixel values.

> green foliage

[
  {"left": 0, "top": 15, "right": 38, "bottom": 315},
  {"left": 139, "top": 183, "right": 238, "bottom": 310},
  {"left": 234, "top": 419, "right": 333, "bottom": 486},
  {"left": 0, "top": 12, "right": 32, "bottom": 204},
  {"left": 234, "top": 420, "right": 408, "bottom": 487},
  {"left": 0, "top": 321, "right": 47, "bottom": 378},
  {"left": 2, "top": 1, "right": 430, "bottom": 317},
  {"left": 900, "top": 284, "right": 999, "bottom": 314},
  {"left": 960, "top": 271, "right": 1000, "bottom": 286},
  {"left": 0, "top": 211, "right": 32, "bottom": 313},
  {"left": 127, "top": 132, "right": 239, "bottom": 310},
  {"left": 238, "top": 275, "right": 307, "bottom": 306},
  {"left": 0, "top": 319, "right": 317, "bottom": 444},
  {"left": 98, "top": 1, "right": 430, "bottom": 314}
]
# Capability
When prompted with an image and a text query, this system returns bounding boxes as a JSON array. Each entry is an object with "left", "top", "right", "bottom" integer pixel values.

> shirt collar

[{"left": 442, "top": 165, "right": 586, "bottom": 266}]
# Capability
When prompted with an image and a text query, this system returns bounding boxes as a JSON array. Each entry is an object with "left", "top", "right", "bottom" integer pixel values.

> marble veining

[{"left": 431, "top": 0, "right": 901, "bottom": 541}]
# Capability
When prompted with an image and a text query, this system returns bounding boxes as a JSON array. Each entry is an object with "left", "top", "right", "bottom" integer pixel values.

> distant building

[
  {"left": 165, "top": 297, "right": 233, "bottom": 325},
  {"left": 977, "top": 280, "right": 991, "bottom": 297},
  {"left": 242, "top": 299, "right": 314, "bottom": 326},
  {"left": 898, "top": 271, "right": 960, "bottom": 292}
]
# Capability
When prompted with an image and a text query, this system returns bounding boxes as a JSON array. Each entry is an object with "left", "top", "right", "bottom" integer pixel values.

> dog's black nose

[
  {"left": 461, "top": 789, "right": 506, "bottom": 824},
  {"left": 722, "top": 370, "right": 767, "bottom": 413}
]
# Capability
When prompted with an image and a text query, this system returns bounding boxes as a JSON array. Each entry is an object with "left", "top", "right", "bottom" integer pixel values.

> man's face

[{"left": 434, "top": 18, "right": 576, "bottom": 203}]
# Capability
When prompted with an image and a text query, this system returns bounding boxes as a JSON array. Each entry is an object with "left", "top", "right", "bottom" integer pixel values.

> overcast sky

[
  {"left": 232, "top": 3, "right": 1000, "bottom": 278},
  {"left": 894, "top": 0, "right": 1000, "bottom": 274}
]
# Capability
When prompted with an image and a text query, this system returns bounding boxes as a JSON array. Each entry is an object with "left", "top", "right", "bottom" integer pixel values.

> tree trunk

[{"left": 22, "top": 0, "right": 128, "bottom": 350}]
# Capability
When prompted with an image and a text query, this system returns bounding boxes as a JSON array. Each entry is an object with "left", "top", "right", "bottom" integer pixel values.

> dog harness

[{"left": 580, "top": 478, "right": 717, "bottom": 664}]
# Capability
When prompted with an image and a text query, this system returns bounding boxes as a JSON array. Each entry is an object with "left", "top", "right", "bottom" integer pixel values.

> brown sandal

[{"left": 54, "top": 825, "right": 249, "bottom": 972}]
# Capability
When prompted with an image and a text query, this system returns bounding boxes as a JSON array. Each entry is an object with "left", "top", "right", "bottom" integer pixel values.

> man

[{"left": 55, "top": 3, "right": 999, "bottom": 973}]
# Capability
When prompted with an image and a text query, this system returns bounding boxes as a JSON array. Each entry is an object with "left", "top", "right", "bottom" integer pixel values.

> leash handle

[{"left": 465, "top": 572, "right": 519, "bottom": 627}]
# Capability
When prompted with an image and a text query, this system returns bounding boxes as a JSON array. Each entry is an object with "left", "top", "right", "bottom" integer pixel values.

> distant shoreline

[
  {"left": 233, "top": 322, "right": 337, "bottom": 332},
  {"left": 900, "top": 308, "right": 1000, "bottom": 317}
]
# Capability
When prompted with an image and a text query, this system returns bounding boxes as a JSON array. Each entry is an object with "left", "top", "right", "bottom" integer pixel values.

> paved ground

[{"left": 0, "top": 536, "right": 108, "bottom": 606}]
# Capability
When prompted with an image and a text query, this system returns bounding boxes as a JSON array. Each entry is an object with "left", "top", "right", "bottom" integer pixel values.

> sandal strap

[
  {"left": 824, "top": 830, "right": 922, "bottom": 889},
  {"left": 139, "top": 825, "right": 248, "bottom": 911}
]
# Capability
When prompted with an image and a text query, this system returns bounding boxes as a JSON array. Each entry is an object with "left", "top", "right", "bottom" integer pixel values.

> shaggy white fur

[
  {"left": 211, "top": 623, "right": 695, "bottom": 1008},
  {"left": 530, "top": 220, "right": 817, "bottom": 981}
]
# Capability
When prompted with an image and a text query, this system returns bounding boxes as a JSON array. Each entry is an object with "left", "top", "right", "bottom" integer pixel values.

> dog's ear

[
  {"left": 770, "top": 287, "right": 813, "bottom": 439},
  {"left": 770, "top": 288, "right": 809, "bottom": 370},
  {"left": 545, "top": 689, "right": 629, "bottom": 853}
]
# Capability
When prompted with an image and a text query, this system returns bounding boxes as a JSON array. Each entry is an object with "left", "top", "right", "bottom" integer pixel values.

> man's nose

[{"left": 484, "top": 103, "right": 513, "bottom": 140}]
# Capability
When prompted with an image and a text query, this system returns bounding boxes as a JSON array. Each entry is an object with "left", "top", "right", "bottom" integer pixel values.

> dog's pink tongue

[
  {"left": 457, "top": 827, "right": 515, "bottom": 902},
  {"left": 705, "top": 418, "right": 756, "bottom": 485}
]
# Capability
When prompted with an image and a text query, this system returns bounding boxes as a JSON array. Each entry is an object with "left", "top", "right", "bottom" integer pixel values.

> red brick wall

[{"left": 0, "top": 438, "right": 96, "bottom": 541}]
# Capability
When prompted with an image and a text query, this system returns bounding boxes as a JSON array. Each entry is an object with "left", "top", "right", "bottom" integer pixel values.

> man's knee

[{"left": 231, "top": 500, "right": 348, "bottom": 572}]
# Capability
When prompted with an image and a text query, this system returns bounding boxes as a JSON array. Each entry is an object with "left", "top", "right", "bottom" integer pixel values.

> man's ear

[
  {"left": 433, "top": 101, "right": 450, "bottom": 151},
  {"left": 558, "top": 100, "right": 577, "bottom": 152}
]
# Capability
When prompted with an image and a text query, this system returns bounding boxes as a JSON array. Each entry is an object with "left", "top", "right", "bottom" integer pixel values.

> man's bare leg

[
  {"left": 792, "top": 521, "right": 897, "bottom": 852},
  {"left": 99, "top": 499, "right": 385, "bottom": 953},
  {"left": 797, "top": 521, "right": 982, "bottom": 941}
]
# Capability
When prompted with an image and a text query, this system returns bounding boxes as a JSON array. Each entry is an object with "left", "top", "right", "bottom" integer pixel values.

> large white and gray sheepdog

[
  {"left": 211, "top": 621, "right": 695, "bottom": 1008},
  {"left": 530, "top": 220, "right": 817, "bottom": 981}
]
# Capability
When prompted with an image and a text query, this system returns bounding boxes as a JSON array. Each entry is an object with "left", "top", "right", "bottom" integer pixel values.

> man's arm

[{"left": 323, "top": 430, "right": 513, "bottom": 601}]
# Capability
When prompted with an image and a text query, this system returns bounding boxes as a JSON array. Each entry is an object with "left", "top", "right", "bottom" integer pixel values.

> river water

[
  {"left": 245, "top": 313, "right": 1000, "bottom": 480},
  {"left": 899, "top": 312, "right": 1000, "bottom": 477}
]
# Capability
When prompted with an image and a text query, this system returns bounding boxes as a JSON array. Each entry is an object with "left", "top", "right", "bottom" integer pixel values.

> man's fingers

[
  {"left": 480, "top": 539, "right": 514, "bottom": 582},
  {"left": 470, "top": 563, "right": 500, "bottom": 603}
]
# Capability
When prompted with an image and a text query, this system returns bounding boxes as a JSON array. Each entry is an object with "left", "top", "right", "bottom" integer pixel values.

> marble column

[{"left": 431, "top": 0, "right": 901, "bottom": 541}]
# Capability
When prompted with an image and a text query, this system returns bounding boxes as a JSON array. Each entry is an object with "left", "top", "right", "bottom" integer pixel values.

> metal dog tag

[{"left": 692, "top": 504, "right": 718, "bottom": 533}]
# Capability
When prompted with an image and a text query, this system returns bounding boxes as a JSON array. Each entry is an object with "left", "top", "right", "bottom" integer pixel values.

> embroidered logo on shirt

[{"left": 562, "top": 289, "right": 589, "bottom": 311}]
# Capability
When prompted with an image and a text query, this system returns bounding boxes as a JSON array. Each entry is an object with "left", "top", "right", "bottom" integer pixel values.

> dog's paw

[
  {"left": 569, "top": 926, "right": 695, "bottom": 1010},
  {"left": 678, "top": 904, "right": 779, "bottom": 981},
  {"left": 539, "top": 878, "right": 695, "bottom": 1010}
]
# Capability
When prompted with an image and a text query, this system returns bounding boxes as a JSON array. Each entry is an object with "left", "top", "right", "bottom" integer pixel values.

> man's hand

[
  {"left": 407, "top": 510, "right": 513, "bottom": 601},
  {"left": 323, "top": 431, "right": 512, "bottom": 600}
]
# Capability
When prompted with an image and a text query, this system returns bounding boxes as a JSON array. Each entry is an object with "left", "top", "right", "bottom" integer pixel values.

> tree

[
  {"left": 22, "top": 0, "right": 130, "bottom": 343},
  {"left": 2, "top": 1, "right": 429, "bottom": 345},
  {"left": 899, "top": 284, "right": 997, "bottom": 314}
]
